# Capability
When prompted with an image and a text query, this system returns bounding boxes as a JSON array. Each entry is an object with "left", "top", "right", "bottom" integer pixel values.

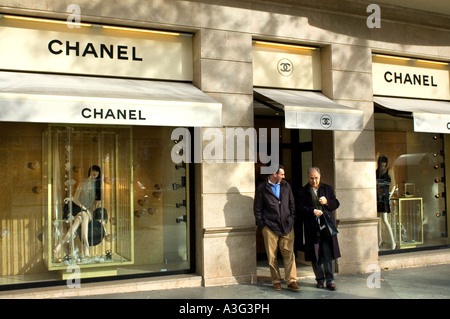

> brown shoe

[
  {"left": 287, "top": 282, "right": 301, "bottom": 292},
  {"left": 273, "top": 283, "right": 282, "bottom": 291}
]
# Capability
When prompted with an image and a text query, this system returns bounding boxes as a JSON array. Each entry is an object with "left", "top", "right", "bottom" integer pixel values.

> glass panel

[
  {"left": 0, "top": 123, "right": 48, "bottom": 285},
  {"left": 299, "top": 129, "right": 311, "bottom": 143},
  {"left": 0, "top": 123, "right": 191, "bottom": 287},
  {"left": 375, "top": 113, "right": 448, "bottom": 251},
  {"left": 125, "top": 126, "right": 190, "bottom": 274}
]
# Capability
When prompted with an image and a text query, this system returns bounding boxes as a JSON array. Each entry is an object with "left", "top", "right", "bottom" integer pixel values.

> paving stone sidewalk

[{"left": 72, "top": 263, "right": 450, "bottom": 299}]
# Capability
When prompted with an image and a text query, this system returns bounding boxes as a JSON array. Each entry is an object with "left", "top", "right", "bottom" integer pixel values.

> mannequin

[
  {"left": 376, "top": 155, "right": 396, "bottom": 250},
  {"left": 54, "top": 165, "right": 102, "bottom": 258}
]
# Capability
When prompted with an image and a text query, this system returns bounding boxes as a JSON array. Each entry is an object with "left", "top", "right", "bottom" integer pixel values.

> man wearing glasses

[{"left": 297, "top": 167, "right": 341, "bottom": 291}]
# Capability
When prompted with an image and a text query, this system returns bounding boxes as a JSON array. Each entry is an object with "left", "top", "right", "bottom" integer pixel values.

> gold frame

[
  {"left": 43, "top": 125, "right": 134, "bottom": 272},
  {"left": 397, "top": 197, "right": 424, "bottom": 249}
]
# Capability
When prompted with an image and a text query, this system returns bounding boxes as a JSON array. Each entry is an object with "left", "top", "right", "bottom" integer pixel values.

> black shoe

[{"left": 327, "top": 282, "right": 337, "bottom": 291}]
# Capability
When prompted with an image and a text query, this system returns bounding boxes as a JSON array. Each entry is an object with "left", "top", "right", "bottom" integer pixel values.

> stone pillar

[
  {"left": 321, "top": 44, "right": 379, "bottom": 274},
  {"left": 193, "top": 29, "right": 257, "bottom": 286}
]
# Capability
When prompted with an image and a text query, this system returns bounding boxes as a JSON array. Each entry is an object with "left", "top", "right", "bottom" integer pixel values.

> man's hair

[
  {"left": 275, "top": 164, "right": 285, "bottom": 174},
  {"left": 308, "top": 167, "right": 321, "bottom": 175}
]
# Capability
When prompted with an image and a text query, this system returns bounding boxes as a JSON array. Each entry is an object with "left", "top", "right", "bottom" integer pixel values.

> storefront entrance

[{"left": 254, "top": 103, "right": 313, "bottom": 258}]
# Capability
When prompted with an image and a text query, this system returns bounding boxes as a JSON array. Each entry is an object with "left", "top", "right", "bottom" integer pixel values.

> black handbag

[{"left": 320, "top": 212, "right": 338, "bottom": 237}]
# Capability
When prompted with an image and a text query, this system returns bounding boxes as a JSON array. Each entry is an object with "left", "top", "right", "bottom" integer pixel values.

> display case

[
  {"left": 391, "top": 197, "right": 424, "bottom": 248},
  {"left": 42, "top": 126, "right": 134, "bottom": 278}
]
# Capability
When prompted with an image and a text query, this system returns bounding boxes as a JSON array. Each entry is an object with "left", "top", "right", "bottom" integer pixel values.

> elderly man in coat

[{"left": 297, "top": 167, "right": 341, "bottom": 290}]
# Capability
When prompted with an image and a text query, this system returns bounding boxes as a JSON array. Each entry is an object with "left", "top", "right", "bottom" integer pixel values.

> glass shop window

[
  {"left": 375, "top": 112, "right": 449, "bottom": 252},
  {"left": 0, "top": 123, "right": 191, "bottom": 288},
  {"left": 131, "top": 126, "right": 191, "bottom": 274}
]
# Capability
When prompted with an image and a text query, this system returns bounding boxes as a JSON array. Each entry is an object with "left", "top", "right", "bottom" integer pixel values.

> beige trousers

[{"left": 262, "top": 226, "right": 298, "bottom": 285}]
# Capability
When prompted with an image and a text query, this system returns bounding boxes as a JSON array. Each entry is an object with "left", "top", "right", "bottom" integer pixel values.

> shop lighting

[
  {"left": 102, "top": 25, "right": 180, "bottom": 36},
  {"left": 254, "top": 41, "right": 317, "bottom": 50},
  {"left": 2, "top": 14, "right": 92, "bottom": 27},
  {"left": 416, "top": 59, "right": 449, "bottom": 66},
  {"left": 1, "top": 14, "right": 182, "bottom": 36},
  {"left": 374, "top": 54, "right": 448, "bottom": 66},
  {"left": 374, "top": 54, "right": 411, "bottom": 61}
]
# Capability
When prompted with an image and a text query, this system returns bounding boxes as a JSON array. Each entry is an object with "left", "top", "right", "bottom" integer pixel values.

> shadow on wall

[{"left": 223, "top": 186, "right": 256, "bottom": 281}]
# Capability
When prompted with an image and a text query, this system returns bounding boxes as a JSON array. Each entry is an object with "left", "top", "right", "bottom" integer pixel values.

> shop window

[
  {"left": 0, "top": 124, "right": 191, "bottom": 287},
  {"left": 131, "top": 126, "right": 191, "bottom": 273},
  {"left": 375, "top": 113, "right": 449, "bottom": 252}
]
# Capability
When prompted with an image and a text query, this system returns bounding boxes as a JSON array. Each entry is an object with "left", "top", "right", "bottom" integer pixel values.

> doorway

[{"left": 254, "top": 102, "right": 313, "bottom": 258}]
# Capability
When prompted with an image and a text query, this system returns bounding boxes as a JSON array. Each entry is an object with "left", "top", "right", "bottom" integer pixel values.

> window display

[
  {"left": 375, "top": 112, "right": 448, "bottom": 251},
  {"left": 43, "top": 126, "right": 133, "bottom": 273},
  {"left": 0, "top": 123, "right": 192, "bottom": 287}
]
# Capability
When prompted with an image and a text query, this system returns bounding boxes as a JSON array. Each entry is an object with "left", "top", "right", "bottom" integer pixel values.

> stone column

[
  {"left": 321, "top": 44, "right": 379, "bottom": 274},
  {"left": 193, "top": 29, "right": 257, "bottom": 286}
]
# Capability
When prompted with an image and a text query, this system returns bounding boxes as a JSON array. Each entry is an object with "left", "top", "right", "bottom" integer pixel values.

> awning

[
  {"left": 374, "top": 96, "right": 450, "bottom": 134},
  {"left": 254, "top": 88, "right": 364, "bottom": 131},
  {"left": 0, "top": 72, "right": 222, "bottom": 127}
]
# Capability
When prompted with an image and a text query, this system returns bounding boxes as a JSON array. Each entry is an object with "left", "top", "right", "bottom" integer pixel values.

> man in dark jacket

[
  {"left": 297, "top": 167, "right": 341, "bottom": 290},
  {"left": 254, "top": 165, "right": 300, "bottom": 292}
]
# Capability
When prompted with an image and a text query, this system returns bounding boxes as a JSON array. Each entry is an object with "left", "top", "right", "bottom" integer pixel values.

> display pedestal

[{"left": 391, "top": 197, "right": 424, "bottom": 249}]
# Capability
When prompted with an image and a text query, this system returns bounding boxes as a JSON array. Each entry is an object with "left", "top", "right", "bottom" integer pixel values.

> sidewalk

[{"left": 69, "top": 263, "right": 450, "bottom": 299}]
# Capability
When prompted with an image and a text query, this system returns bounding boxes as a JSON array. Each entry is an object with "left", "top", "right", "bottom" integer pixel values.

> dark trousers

[{"left": 312, "top": 235, "right": 335, "bottom": 284}]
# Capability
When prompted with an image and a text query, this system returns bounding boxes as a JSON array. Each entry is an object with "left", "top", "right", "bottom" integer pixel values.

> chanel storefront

[
  {"left": 0, "top": 14, "right": 222, "bottom": 288},
  {"left": 372, "top": 54, "right": 450, "bottom": 252},
  {"left": 0, "top": 1, "right": 449, "bottom": 296}
]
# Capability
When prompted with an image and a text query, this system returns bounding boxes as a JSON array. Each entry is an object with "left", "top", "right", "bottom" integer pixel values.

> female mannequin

[
  {"left": 376, "top": 155, "right": 396, "bottom": 250},
  {"left": 54, "top": 165, "right": 102, "bottom": 258}
]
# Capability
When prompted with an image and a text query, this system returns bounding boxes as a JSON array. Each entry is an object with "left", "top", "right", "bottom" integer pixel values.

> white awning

[
  {"left": 254, "top": 88, "right": 364, "bottom": 131},
  {"left": 0, "top": 72, "right": 222, "bottom": 127},
  {"left": 374, "top": 96, "right": 450, "bottom": 134}
]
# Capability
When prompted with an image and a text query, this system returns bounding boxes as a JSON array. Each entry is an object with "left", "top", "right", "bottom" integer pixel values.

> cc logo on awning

[
  {"left": 320, "top": 114, "right": 332, "bottom": 128},
  {"left": 277, "top": 58, "right": 293, "bottom": 77}
]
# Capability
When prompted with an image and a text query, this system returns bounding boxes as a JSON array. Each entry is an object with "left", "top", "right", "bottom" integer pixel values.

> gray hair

[{"left": 308, "top": 167, "right": 321, "bottom": 175}]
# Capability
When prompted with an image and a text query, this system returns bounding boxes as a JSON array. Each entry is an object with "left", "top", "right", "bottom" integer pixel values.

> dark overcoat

[
  {"left": 297, "top": 182, "right": 341, "bottom": 261},
  {"left": 254, "top": 179, "right": 296, "bottom": 236}
]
